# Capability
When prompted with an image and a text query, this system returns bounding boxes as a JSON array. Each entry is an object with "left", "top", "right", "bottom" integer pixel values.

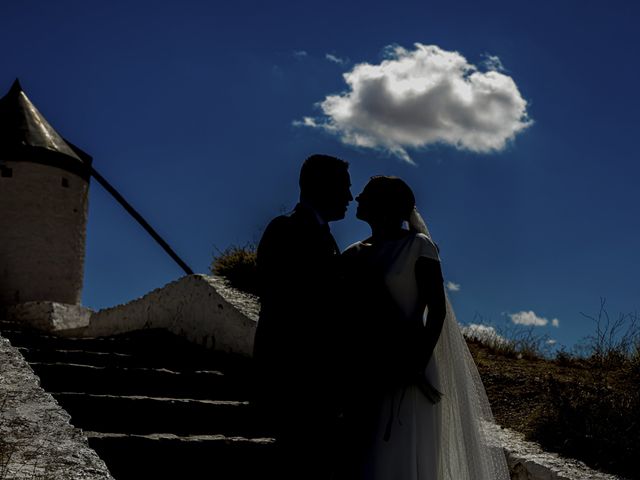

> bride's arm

[{"left": 414, "top": 256, "right": 446, "bottom": 370}]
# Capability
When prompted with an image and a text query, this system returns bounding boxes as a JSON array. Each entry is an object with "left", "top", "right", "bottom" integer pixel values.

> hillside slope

[{"left": 468, "top": 339, "right": 639, "bottom": 479}]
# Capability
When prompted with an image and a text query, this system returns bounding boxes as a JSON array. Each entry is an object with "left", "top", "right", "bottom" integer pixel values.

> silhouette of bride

[{"left": 341, "top": 176, "right": 509, "bottom": 480}]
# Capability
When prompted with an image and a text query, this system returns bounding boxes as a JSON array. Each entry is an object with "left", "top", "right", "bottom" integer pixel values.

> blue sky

[{"left": 2, "top": 0, "right": 638, "bottom": 349}]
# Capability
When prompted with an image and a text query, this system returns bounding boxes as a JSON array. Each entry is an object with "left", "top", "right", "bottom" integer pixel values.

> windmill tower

[{"left": 0, "top": 80, "right": 91, "bottom": 307}]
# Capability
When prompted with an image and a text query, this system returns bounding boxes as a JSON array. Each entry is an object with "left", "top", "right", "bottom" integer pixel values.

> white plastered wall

[
  {"left": 73, "top": 275, "right": 258, "bottom": 357},
  {"left": 0, "top": 160, "right": 89, "bottom": 305}
]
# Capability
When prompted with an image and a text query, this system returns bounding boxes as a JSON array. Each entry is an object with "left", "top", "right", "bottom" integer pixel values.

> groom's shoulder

[
  {"left": 260, "top": 205, "right": 323, "bottom": 247},
  {"left": 262, "top": 213, "right": 295, "bottom": 238},
  {"left": 260, "top": 210, "right": 309, "bottom": 241}
]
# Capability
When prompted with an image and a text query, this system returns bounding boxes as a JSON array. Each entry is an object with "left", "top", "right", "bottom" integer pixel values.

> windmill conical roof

[{"left": 0, "top": 79, "right": 91, "bottom": 176}]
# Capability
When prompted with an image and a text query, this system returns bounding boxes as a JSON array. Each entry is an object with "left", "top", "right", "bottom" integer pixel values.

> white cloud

[
  {"left": 509, "top": 310, "right": 559, "bottom": 327},
  {"left": 482, "top": 54, "right": 506, "bottom": 72},
  {"left": 325, "top": 53, "right": 346, "bottom": 65},
  {"left": 546, "top": 339, "right": 557, "bottom": 345},
  {"left": 446, "top": 281, "right": 461, "bottom": 292},
  {"left": 297, "top": 43, "right": 531, "bottom": 163},
  {"left": 293, "top": 117, "right": 319, "bottom": 128},
  {"left": 293, "top": 50, "right": 308, "bottom": 59}
]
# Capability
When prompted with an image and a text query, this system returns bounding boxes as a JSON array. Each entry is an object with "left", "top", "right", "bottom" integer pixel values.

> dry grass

[{"left": 210, "top": 243, "right": 258, "bottom": 296}]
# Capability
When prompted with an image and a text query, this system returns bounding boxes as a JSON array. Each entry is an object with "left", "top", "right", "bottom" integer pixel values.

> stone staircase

[{"left": 0, "top": 323, "right": 277, "bottom": 479}]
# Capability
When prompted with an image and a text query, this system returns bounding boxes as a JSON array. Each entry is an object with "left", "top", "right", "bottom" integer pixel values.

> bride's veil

[{"left": 411, "top": 208, "right": 510, "bottom": 480}]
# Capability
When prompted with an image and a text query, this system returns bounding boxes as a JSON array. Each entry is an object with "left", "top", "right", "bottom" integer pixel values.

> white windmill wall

[{"left": 0, "top": 160, "right": 89, "bottom": 305}]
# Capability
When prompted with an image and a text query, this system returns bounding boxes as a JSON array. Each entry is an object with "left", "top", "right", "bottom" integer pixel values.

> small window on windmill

[
  {"left": 0, "top": 166, "right": 13, "bottom": 178},
  {"left": 61, "top": 177, "right": 70, "bottom": 188}
]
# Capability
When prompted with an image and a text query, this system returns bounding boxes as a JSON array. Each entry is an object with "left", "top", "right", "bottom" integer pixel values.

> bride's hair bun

[{"left": 362, "top": 176, "right": 416, "bottom": 220}]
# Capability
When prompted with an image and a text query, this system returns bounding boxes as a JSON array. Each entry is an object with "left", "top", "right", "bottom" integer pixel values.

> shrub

[
  {"left": 527, "top": 300, "right": 640, "bottom": 479},
  {"left": 508, "top": 326, "right": 553, "bottom": 360},
  {"left": 210, "top": 244, "right": 259, "bottom": 296},
  {"left": 579, "top": 298, "right": 639, "bottom": 369},
  {"left": 531, "top": 373, "right": 640, "bottom": 478}
]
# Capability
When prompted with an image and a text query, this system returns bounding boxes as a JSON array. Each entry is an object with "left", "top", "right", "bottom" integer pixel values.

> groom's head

[{"left": 299, "top": 154, "right": 352, "bottom": 222}]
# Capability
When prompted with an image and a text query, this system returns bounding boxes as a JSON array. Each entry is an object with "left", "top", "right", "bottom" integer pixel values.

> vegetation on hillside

[{"left": 468, "top": 301, "right": 639, "bottom": 479}]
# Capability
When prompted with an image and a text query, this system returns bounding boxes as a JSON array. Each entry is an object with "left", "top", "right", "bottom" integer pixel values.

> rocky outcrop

[{"left": 0, "top": 334, "right": 113, "bottom": 479}]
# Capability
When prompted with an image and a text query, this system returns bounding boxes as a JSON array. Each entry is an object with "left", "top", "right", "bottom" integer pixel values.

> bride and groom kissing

[{"left": 253, "top": 154, "right": 509, "bottom": 480}]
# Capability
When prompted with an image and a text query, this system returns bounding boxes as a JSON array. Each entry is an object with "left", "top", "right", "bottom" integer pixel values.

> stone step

[
  {"left": 15, "top": 345, "right": 241, "bottom": 373},
  {"left": 0, "top": 324, "right": 278, "bottom": 479},
  {"left": 0, "top": 328, "right": 170, "bottom": 353},
  {"left": 86, "top": 432, "right": 277, "bottom": 480},
  {"left": 2, "top": 327, "right": 251, "bottom": 372},
  {"left": 17, "top": 346, "right": 135, "bottom": 367},
  {"left": 54, "top": 392, "right": 271, "bottom": 437},
  {"left": 30, "top": 362, "right": 253, "bottom": 400}
]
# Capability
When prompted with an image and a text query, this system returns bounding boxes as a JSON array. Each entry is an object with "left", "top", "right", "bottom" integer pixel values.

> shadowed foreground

[{"left": 0, "top": 325, "right": 277, "bottom": 479}]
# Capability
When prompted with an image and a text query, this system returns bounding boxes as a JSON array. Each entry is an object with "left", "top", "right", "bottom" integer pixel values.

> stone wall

[
  {"left": 0, "top": 161, "right": 88, "bottom": 306},
  {"left": 70, "top": 275, "right": 258, "bottom": 357}
]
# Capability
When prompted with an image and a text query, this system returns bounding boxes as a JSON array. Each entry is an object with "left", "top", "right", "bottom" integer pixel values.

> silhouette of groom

[{"left": 253, "top": 154, "right": 352, "bottom": 479}]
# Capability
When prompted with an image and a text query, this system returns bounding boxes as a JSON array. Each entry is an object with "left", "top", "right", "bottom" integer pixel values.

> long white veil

[{"left": 410, "top": 208, "right": 509, "bottom": 480}]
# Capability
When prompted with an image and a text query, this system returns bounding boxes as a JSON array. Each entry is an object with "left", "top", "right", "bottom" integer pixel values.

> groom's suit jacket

[{"left": 254, "top": 203, "right": 342, "bottom": 402}]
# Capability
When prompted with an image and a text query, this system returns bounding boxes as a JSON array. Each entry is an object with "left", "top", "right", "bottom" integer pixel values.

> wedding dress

[{"left": 344, "top": 223, "right": 509, "bottom": 480}]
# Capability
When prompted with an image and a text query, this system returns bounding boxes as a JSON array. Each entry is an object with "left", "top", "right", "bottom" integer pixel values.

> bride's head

[{"left": 355, "top": 176, "right": 415, "bottom": 229}]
